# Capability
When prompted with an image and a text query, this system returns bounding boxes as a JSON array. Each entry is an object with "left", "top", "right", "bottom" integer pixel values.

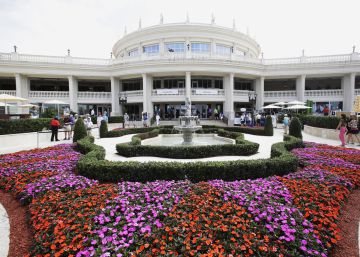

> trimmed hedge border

[
  {"left": 116, "top": 128, "right": 259, "bottom": 159},
  {"left": 0, "top": 118, "right": 55, "bottom": 135},
  {"left": 101, "top": 124, "right": 270, "bottom": 138},
  {"left": 76, "top": 134, "right": 303, "bottom": 183}
]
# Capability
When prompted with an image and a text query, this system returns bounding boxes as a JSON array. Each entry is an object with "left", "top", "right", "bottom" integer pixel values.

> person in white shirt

[
  {"left": 124, "top": 113, "right": 130, "bottom": 128},
  {"left": 156, "top": 114, "right": 160, "bottom": 126},
  {"left": 96, "top": 113, "right": 103, "bottom": 127}
]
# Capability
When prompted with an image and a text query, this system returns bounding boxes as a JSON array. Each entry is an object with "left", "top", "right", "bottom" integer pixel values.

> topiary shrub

[
  {"left": 73, "top": 118, "right": 87, "bottom": 143},
  {"left": 99, "top": 120, "right": 108, "bottom": 138},
  {"left": 264, "top": 115, "right": 274, "bottom": 136},
  {"left": 289, "top": 117, "right": 302, "bottom": 139}
]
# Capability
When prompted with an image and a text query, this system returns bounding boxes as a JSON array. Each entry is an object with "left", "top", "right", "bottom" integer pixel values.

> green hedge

[
  {"left": 109, "top": 116, "right": 124, "bottom": 123},
  {"left": 76, "top": 135, "right": 302, "bottom": 183},
  {"left": 0, "top": 118, "right": 55, "bottom": 135},
  {"left": 101, "top": 125, "right": 269, "bottom": 138},
  {"left": 116, "top": 128, "right": 259, "bottom": 159},
  {"left": 294, "top": 114, "right": 360, "bottom": 130}
]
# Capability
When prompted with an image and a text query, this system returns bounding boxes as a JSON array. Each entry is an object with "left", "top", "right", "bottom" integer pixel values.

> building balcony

[
  {"left": 119, "top": 90, "right": 143, "bottom": 103},
  {"left": 264, "top": 91, "right": 297, "bottom": 102},
  {"left": 28, "top": 91, "right": 69, "bottom": 99},
  {"left": 0, "top": 90, "right": 16, "bottom": 96},
  {"left": 305, "top": 89, "right": 343, "bottom": 101},
  {"left": 77, "top": 91, "right": 111, "bottom": 99},
  {"left": 1, "top": 51, "right": 359, "bottom": 67},
  {"left": 233, "top": 90, "right": 254, "bottom": 102}
]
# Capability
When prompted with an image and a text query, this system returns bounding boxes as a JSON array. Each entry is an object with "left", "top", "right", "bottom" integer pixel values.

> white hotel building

[{"left": 0, "top": 21, "right": 360, "bottom": 121}]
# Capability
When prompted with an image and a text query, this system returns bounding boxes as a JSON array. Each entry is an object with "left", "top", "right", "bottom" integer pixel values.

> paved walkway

[
  {"left": 0, "top": 204, "right": 9, "bottom": 257},
  {"left": 95, "top": 128, "right": 360, "bottom": 163}
]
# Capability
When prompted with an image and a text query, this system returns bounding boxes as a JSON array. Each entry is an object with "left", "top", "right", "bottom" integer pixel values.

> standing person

[
  {"left": 90, "top": 108, "right": 95, "bottom": 117},
  {"left": 69, "top": 114, "right": 75, "bottom": 139},
  {"left": 256, "top": 113, "right": 261, "bottom": 127},
  {"left": 102, "top": 113, "right": 108, "bottom": 123},
  {"left": 97, "top": 113, "right": 103, "bottom": 127},
  {"left": 323, "top": 105, "right": 329, "bottom": 116},
  {"left": 124, "top": 113, "right": 130, "bottom": 128},
  {"left": 156, "top": 113, "right": 160, "bottom": 126},
  {"left": 142, "top": 112, "right": 147, "bottom": 127},
  {"left": 214, "top": 108, "right": 218, "bottom": 120},
  {"left": 271, "top": 113, "right": 277, "bottom": 128},
  {"left": 63, "top": 114, "right": 71, "bottom": 140},
  {"left": 283, "top": 114, "right": 289, "bottom": 134},
  {"left": 348, "top": 115, "right": 360, "bottom": 145},
  {"left": 84, "top": 116, "right": 94, "bottom": 136},
  {"left": 50, "top": 116, "right": 60, "bottom": 142},
  {"left": 336, "top": 114, "right": 348, "bottom": 147}
]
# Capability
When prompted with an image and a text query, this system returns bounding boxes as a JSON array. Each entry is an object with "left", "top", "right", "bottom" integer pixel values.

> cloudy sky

[{"left": 0, "top": 0, "right": 359, "bottom": 59}]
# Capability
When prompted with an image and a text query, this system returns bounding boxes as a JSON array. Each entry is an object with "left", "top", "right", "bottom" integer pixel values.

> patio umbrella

[
  {"left": 273, "top": 101, "right": 287, "bottom": 106},
  {"left": 19, "top": 104, "right": 39, "bottom": 108},
  {"left": 44, "top": 100, "right": 68, "bottom": 116},
  {"left": 286, "top": 105, "right": 311, "bottom": 110},
  {"left": 287, "top": 100, "right": 306, "bottom": 105},
  {"left": 262, "top": 104, "right": 283, "bottom": 109},
  {"left": 0, "top": 94, "right": 27, "bottom": 114},
  {"left": 286, "top": 104, "right": 311, "bottom": 113}
]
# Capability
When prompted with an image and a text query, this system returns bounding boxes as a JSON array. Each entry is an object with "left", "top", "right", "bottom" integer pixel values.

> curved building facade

[{"left": 0, "top": 21, "right": 360, "bottom": 121}]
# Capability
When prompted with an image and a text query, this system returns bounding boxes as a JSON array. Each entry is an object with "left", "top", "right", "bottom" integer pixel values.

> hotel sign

[
  {"left": 195, "top": 89, "right": 218, "bottom": 95},
  {"left": 156, "top": 89, "right": 179, "bottom": 95}
]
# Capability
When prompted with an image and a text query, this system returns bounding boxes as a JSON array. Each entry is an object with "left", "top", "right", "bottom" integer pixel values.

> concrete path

[
  {"left": 0, "top": 204, "right": 9, "bottom": 257},
  {"left": 95, "top": 127, "right": 360, "bottom": 163}
]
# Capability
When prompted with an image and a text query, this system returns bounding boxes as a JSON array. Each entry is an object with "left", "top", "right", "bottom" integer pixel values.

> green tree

[
  {"left": 289, "top": 117, "right": 302, "bottom": 139},
  {"left": 73, "top": 118, "right": 87, "bottom": 142},
  {"left": 264, "top": 115, "right": 274, "bottom": 136}
]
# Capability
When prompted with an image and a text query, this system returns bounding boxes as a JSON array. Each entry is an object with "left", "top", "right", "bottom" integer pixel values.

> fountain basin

[{"left": 141, "top": 134, "right": 235, "bottom": 146}]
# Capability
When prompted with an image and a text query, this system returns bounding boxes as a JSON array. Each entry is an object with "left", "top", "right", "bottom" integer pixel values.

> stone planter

[{"left": 304, "top": 125, "right": 339, "bottom": 141}]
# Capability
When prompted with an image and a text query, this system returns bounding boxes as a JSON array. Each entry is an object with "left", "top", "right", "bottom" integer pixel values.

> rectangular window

[
  {"left": 153, "top": 80, "right": 161, "bottom": 89},
  {"left": 165, "top": 42, "right": 185, "bottom": 52},
  {"left": 191, "top": 42, "right": 210, "bottom": 52},
  {"left": 215, "top": 79, "right": 223, "bottom": 89},
  {"left": 216, "top": 44, "right": 231, "bottom": 55},
  {"left": 143, "top": 44, "right": 159, "bottom": 54},
  {"left": 128, "top": 48, "right": 139, "bottom": 57}
]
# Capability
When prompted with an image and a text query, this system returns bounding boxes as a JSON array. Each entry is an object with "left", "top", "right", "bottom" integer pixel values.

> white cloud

[{"left": 0, "top": 0, "right": 359, "bottom": 58}]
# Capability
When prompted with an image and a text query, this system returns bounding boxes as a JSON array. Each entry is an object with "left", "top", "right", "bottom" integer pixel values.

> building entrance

[{"left": 154, "top": 102, "right": 223, "bottom": 120}]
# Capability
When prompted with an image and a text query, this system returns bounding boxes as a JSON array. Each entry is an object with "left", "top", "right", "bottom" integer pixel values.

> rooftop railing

[{"left": 1, "top": 51, "right": 359, "bottom": 67}]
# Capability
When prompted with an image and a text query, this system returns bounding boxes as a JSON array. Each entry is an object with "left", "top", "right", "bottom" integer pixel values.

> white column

[
  {"left": 224, "top": 73, "right": 234, "bottom": 123},
  {"left": 255, "top": 77, "right": 264, "bottom": 110},
  {"left": 142, "top": 74, "right": 153, "bottom": 117},
  {"left": 296, "top": 75, "right": 306, "bottom": 102},
  {"left": 68, "top": 76, "right": 78, "bottom": 113},
  {"left": 186, "top": 72, "right": 191, "bottom": 99},
  {"left": 15, "top": 74, "right": 29, "bottom": 98},
  {"left": 342, "top": 73, "right": 355, "bottom": 112},
  {"left": 15, "top": 74, "right": 29, "bottom": 114},
  {"left": 111, "top": 77, "right": 121, "bottom": 116}
]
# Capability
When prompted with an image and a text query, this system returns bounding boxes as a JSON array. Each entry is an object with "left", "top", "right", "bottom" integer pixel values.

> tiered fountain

[{"left": 173, "top": 97, "right": 202, "bottom": 145}]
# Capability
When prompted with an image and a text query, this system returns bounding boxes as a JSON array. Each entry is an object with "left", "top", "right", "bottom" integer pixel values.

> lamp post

[
  {"left": 248, "top": 92, "right": 257, "bottom": 126},
  {"left": 119, "top": 93, "right": 127, "bottom": 128}
]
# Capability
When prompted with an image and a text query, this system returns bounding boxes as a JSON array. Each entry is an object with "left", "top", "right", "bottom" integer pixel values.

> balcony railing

[
  {"left": 234, "top": 90, "right": 253, "bottom": 96},
  {"left": 355, "top": 89, "right": 360, "bottom": 95},
  {"left": 264, "top": 91, "right": 297, "bottom": 98},
  {"left": 152, "top": 89, "right": 185, "bottom": 96},
  {"left": 0, "top": 90, "right": 16, "bottom": 96},
  {"left": 1, "top": 51, "right": 359, "bottom": 67},
  {"left": 78, "top": 91, "right": 111, "bottom": 99},
  {"left": 118, "top": 90, "right": 143, "bottom": 97},
  {"left": 28, "top": 91, "right": 69, "bottom": 98},
  {"left": 305, "top": 89, "right": 343, "bottom": 98},
  {"left": 191, "top": 88, "right": 225, "bottom": 95}
]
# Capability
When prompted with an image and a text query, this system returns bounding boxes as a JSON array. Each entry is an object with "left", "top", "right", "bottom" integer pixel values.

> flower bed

[{"left": 0, "top": 141, "right": 359, "bottom": 256}]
